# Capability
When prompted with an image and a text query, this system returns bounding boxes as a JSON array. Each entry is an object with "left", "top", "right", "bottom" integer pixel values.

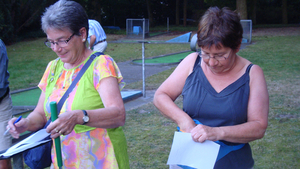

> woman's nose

[
  {"left": 51, "top": 44, "right": 61, "bottom": 52},
  {"left": 208, "top": 57, "right": 218, "bottom": 66}
]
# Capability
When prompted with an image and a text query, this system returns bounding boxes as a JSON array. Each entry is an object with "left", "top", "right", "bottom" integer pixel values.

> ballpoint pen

[{"left": 3, "top": 116, "right": 22, "bottom": 136}]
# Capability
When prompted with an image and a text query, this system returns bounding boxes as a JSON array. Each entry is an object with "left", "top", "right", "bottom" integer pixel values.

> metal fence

[
  {"left": 241, "top": 20, "right": 252, "bottom": 43},
  {"left": 126, "top": 18, "right": 149, "bottom": 38}
]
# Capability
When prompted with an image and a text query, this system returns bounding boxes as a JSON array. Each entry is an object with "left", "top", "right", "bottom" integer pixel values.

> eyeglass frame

[
  {"left": 199, "top": 49, "right": 232, "bottom": 61},
  {"left": 44, "top": 33, "right": 76, "bottom": 48}
]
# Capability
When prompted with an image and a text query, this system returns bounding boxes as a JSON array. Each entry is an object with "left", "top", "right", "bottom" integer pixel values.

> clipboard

[{"left": 0, "top": 129, "right": 51, "bottom": 159}]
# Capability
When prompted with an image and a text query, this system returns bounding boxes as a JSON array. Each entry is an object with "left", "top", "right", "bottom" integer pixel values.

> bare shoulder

[
  {"left": 239, "top": 57, "right": 264, "bottom": 75},
  {"left": 181, "top": 52, "right": 199, "bottom": 64},
  {"left": 248, "top": 64, "right": 267, "bottom": 90},
  {"left": 177, "top": 52, "right": 199, "bottom": 75},
  {"left": 156, "top": 52, "right": 199, "bottom": 100},
  {"left": 238, "top": 56, "right": 266, "bottom": 84},
  {"left": 249, "top": 64, "right": 265, "bottom": 77}
]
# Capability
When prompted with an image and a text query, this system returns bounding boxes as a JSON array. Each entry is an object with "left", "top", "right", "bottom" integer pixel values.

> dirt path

[{"left": 252, "top": 27, "right": 300, "bottom": 36}]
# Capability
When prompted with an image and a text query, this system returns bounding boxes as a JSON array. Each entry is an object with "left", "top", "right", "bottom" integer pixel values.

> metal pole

[
  {"left": 167, "top": 17, "right": 169, "bottom": 32},
  {"left": 142, "top": 18, "right": 146, "bottom": 97}
]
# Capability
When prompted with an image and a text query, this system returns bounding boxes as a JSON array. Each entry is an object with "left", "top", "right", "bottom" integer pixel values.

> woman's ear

[{"left": 79, "top": 27, "right": 87, "bottom": 40}]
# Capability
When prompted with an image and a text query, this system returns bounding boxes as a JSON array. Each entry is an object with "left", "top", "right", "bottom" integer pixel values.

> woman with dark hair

[
  {"left": 154, "top": 7, "right": 268, "bottom": 169},
  {"left": 7, "top": 0, "right": 129, "bottom": 168}
]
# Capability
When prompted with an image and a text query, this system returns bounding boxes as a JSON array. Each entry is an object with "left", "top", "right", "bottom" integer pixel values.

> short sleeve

[
  {"left": 93, "top": 55, "right": 125, "bottom": 91},
  {"left": 38, "top": 61, "right": 53, "bottom": 92}
]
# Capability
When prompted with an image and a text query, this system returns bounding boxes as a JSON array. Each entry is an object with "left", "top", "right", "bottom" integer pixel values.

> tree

[
  {"left": 0, "top": 0, "right": 52, "bottom": 44},
  {"left": 250, "top": 0, "right": 257, "bottom": 25},
  {"left": 146, "top": 0, "right": 154, "bottom": 27},
  {"left": 282, "top": 0, "right": 288, "bottom": 24},
  {"left": 176, "top": 0, "right": 180, "bottom": 25},
  {"left": 236, "top": 0, "right": 247, "bottom": 19},
  {"left": 183, "top": 0, "right": 187, "bottom": 26}
]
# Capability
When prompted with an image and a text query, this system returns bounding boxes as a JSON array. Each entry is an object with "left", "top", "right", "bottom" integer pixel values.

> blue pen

[{"left": 3, "top": 116, "right": 22, "bottom": 136}]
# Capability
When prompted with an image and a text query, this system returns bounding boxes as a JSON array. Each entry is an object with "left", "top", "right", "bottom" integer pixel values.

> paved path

[
  {"left": 117, "top": 60, "right": 176, "bottom": 84},
  {"left": 117, "top": 60, "right": 177, "bottom": 111}
]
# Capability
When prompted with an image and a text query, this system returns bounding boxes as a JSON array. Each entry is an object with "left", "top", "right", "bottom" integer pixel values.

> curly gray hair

[{"left": 41, "top": 0, "right": 89, "bottom": 37}]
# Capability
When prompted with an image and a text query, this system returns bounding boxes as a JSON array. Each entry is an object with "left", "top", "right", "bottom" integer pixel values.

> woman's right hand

[
  {"left": 178, "top": 118, "right": 196, "bottom": 133},
  {"left": 7, "top": 117, "right": 29, "bottom": 139}
]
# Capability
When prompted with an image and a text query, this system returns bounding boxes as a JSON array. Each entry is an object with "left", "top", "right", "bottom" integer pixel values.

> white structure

[
  {"left": 240, "top": 20, "right": 252, "bottom": 43},
  {"left": 126, "top": 18, "right": 149, "bottom": 38}
]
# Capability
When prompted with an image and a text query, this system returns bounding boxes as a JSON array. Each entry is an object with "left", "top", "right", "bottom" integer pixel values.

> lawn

[{"left": 5, "top": 27, "right": 300, "bottom": 169}]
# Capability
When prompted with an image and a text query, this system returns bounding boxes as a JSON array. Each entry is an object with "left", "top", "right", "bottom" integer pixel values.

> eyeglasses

[
  {"left": 44, "top": 33, "right": 75, "bottom": 48},
  {"left": 199, "top": 50, "right": 232, "bottom": 61}
]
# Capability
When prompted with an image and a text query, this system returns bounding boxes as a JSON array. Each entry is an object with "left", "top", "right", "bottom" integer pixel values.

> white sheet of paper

[
  {"left": 0, "top": 129, "right": 51, "bottom": 158},
  {"left": 167, "top": 132, "right": 220, "bottom": 169}
]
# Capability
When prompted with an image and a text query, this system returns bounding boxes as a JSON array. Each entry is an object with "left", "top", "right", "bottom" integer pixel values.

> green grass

[
  {"left": 106, "top": 43, "right": 190, "bottom": 62},
  {"left": 124, "top": 103, "right": 177, "bottom": 168},
  {"left": 7, "top": 38, "right": 57, "bottom": 90},
  {"left": 252, "top": 24, "right": 300, "bottom": 29},
  {"left": 132, "top": 51, "right": 193, "bottom": 64},
  {"left": 124, "top": 99, "right": 183, "bottom": 169},
  {"left": 7, "top": 38, "right": 189, "bottom": 91},
  {"left": 11, "top": 88, "right": 40, "bottom": 106},
  {"left": 251, "top": 119, "right": 300, "bottom": 169},
  {"left": 239, "top": 36, "right": 300, "bottom": 81}
]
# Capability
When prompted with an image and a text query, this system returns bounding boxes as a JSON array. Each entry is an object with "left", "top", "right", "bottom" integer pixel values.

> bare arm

[
  {"left": 47, "top": 76, "right": 125, "bottom": 137},
  {"left": 153, "top": 52, "right": 199, "bottom": 132},
  {"left": 85, "top": 76, "right": 126, "bottom": 128},
  {"left": 191, "top": 65, "right": 269, "bottom": 143}
]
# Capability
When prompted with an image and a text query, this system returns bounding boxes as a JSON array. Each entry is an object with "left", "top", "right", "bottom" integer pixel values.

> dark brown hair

[{"left": 197, "top": 7, "right": 243, "bottom": 50}]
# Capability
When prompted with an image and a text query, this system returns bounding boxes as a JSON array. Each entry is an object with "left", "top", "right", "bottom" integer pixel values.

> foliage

[
  {"left": 1, "top": 0, "right": 300, "bottom": 44},
  {"left": 256, "top": 0, "right": 300, "bottom": 24},
  {"left": 0, "top": 0, "right": 54, "bottom": 44}
]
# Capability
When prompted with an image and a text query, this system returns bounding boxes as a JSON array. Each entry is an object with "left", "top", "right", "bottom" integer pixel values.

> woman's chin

[{"left": 59, "top": 57, "right": 69, "bottom": 63}]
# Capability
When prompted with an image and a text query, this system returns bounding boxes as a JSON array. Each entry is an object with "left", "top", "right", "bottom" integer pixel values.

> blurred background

[{"left": 1, "top": 0, "right": 299, "bottom": 44}]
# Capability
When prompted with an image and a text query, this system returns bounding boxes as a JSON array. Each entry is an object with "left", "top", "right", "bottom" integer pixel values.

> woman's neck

[{"left": 64, "top": 49, "right": 92, "bottom": 69}]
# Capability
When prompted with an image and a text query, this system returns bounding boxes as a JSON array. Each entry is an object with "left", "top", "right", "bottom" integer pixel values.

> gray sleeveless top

[{"left": 182, "top": 56, "right": 254, "bottom": 169}]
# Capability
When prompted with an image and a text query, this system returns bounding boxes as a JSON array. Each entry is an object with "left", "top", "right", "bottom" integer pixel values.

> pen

[{"left": 3, "top": 116, "right": 22, "bottom": 136}]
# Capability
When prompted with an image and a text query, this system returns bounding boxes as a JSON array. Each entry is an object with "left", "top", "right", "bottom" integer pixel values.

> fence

[
  {"left": 126, "top": 18, "right": 149, "bottom": 38},
  {"left": 241, "top": 20, "right": 252, "bottom": 43}
]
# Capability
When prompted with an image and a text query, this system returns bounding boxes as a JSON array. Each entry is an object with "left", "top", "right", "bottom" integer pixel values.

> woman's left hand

[
  {"left": 190, "top": 124, "right": 220, "bottom": 143},
  {"left": 46, "top": 110, "right": 80, "bottom": 138}
]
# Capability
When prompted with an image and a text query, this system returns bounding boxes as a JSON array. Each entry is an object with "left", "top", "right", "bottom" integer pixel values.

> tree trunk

[
  {"left": 250, "top": 0, "right": 257, "bottom": 25},
  {"left": 146, "top": 0, "right": 154, "bottom": 27},
  {"left": 91, "top": 1, "right": 102, "bottom": 23},
  {"left": 282, "top": 0, "right": 288, "bottom": 24},
  {"left": 236, "top": 0, "right": 247, "bottom": 19},
  {"left": 176, "top": 0, "right": 180, "bottom": 25},
  {"left": 183, "top": 0, "right": 187, "bottom": 26}
]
